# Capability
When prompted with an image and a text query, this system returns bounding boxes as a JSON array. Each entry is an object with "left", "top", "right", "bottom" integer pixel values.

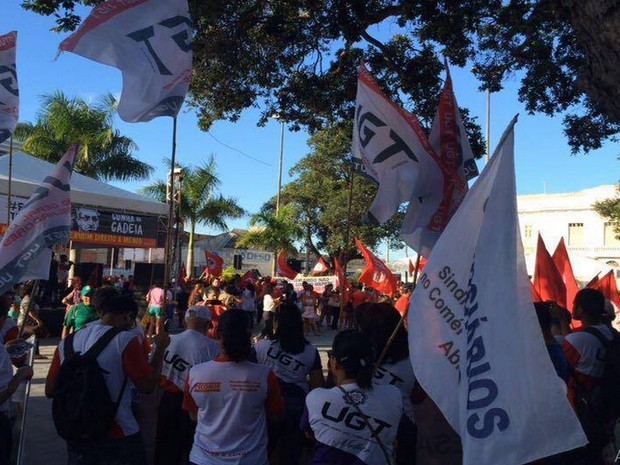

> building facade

[{"left": 518, "top": 185, "right": 620, "bottom": 282}]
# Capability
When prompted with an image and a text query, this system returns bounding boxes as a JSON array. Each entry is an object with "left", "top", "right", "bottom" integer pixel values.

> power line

[{"left": 206, "top": 132, "right": 271, "bottom": 166}]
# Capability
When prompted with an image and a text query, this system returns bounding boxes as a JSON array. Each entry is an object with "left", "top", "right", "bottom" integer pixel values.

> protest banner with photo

[
  {"left": 60, "top": 0, "right": 193, "bottom": 122},
  {"left": 70, "top": 207, "right": 159, "bottom": 248},
  {"left": 0, "top": 146, "right": 76, "bottom": 293},
  {"left": 0, "top": 31, "right": 18, "bottom": 144},
  {"left": 407, "top": 117, "right": 586, "bottom": 464},
  {"left": 352, "top": 62, "right": 444, "bottom": 224}
]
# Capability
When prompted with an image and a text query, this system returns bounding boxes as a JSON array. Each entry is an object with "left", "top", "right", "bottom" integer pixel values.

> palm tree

[
  {"left": 14, "top": 91, "right": 152, "bottom": 181},
  {"left": 141, "top": 156, "right": 245, "bottom": 274},
  {"left": 236, "top": 204, "right": 303, "bottom": 275}
]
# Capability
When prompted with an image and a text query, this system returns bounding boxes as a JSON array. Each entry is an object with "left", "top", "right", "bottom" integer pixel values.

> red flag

[
  {"left": 311, "top": 257, "right": 330, "bottom": 276},
  {"left": 355, "top": 238, "right": 397, "bottom": 296},
  {"left": 590, "top": 271, "right": 620, "bottom": 311},
  {"left": 239, "top": 270, "right": 255, "bottom": 287},
  {"left": 586, "top": 273, "right": 601, "bottom": 288},
  {"left": 178, "top": 262, "right": 187, "bottom": 285},
  {"left": 334, "top": 258, "right": 346, "bottom": 287},
  {"left": 408, "top": 259, "right": 415, "bottom": 275},
  {"left": 204, "top": 250, "right": 223, "bottom": 278},
  {"left": 552, "top": 238, "right": 579, "bottom": 309},
  {"left": 276, "top": 251, "right": 299, "bottom": 280},
  {"left": 532, "top": 234, "right": 566, "bottom": 307},
  {"left": 531, "top": 282, "right": 542, "bottom": 302},
  {"left": 408, "top": 257, "right": 427, "bottom": 277}
]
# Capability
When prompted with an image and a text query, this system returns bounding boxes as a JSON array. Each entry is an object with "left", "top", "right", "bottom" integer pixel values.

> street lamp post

[{"left": 275, "top": 120, "right": 285, "bottom": 213}]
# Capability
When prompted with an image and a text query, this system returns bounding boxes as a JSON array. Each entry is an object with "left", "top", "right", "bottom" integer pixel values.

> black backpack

[
  {"left": 52, "top": 327, "right": 127, "bottom": 441},
  {"left": 572, "top": 326, "right": 620, "bottom": 446}
]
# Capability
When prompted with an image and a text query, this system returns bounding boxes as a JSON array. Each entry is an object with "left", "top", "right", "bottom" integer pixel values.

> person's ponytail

[{"left": 218, "top": 310, "right": 251, "bottom": 362}]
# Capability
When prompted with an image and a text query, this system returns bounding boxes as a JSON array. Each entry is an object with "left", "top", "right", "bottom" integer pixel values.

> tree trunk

[
  {"left": 560, "top": 0, "right": 620, "bottom": 124},
  {"left": 186, "top": 222, "right": 195, "bottom": 277}
]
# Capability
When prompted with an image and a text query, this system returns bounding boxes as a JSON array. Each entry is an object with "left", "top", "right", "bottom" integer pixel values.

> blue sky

[{"left": 5, "top": 3, "right": 620, "bottom": 259}]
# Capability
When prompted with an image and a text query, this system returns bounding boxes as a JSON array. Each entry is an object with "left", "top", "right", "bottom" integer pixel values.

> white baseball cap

[{"left": 185, "top": 305, "right": 212, "bottom": 321}]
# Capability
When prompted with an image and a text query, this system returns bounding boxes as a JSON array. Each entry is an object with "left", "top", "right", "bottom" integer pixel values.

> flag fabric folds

[
  {"left": 354, "top": 238, "right": 397, "bottom": 296},
  {"left": 552, "top": 237, "right": 579, "bottom": 309},
  {"left": 239, "top": 270, "right": 255, "bottom": 287},
  {"left": 401, "top": 65, "right": 478, "bottom": 257},
  {"left": 589, "top": 270, "right": 620, "bottom": 312},
  {"left": 311, "top": 257, "right": 329, "bottom": 276},
  {"left": 204, "top": 251, "right": 223, "bottom": 278},
  {"left": 0, "top": 31, "right": 18, "bottom": 144},
  {"left": 334, "top": 258, "right": 346, "bottom": 287},
  {"left": 533, "top": 234, "right": 566, "bottom": 307},
  {"left": 351, "top": 62, "right": 444, "bottom": 224},
  {"left": 0, "top": 146, "right": 77, "bottom": 294},
  {"left": 60, "top": 0, "right": 192, "bottom": 122},
  {"left": 276, "top": 251, "right": 299, "bottom": 280},
  {"left": 407, "top": 117, "right": 586, "bottom": 465}
]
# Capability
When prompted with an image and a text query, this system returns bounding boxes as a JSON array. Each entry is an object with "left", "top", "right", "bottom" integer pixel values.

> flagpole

[
  {"left": 486, "top": 89, "right": 491, "bottom": 162},
  {"left": 339, "top": 162, "right": 356, "bottom": 325},
  {"left": 163, "top": 117, "right": 178, "bottom": 296},
  {"left": 6, "top": 136, "right": 13, "bottom": 226},
  {"left": 375, "top": 254, "right": 421, "bottom": 367}
]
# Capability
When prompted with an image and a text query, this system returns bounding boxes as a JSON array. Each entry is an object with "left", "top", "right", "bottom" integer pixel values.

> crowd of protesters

[{"left": 0, "top": 267, "right": 615, "bottom": 465}]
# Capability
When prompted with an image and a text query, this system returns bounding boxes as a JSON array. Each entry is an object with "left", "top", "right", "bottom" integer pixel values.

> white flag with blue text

[
  {"left": 0, "top": 31, "right": 18, "bottom": 144},
  {"left": 60, "top": 0, "right": 192, "bottom": 123},
  {"left": 407, "top": 117, "right": 586, "bottom": 464},
  {"left": 0, "top": 146, "right": 77, "bottom": 294}
]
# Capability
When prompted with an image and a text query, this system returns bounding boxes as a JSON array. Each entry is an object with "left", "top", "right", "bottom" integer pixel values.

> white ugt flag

[
  {"left": 60, "top": 0, "right": 192, "bottom": 123},
  {"left": 401, "top": 66, "right": 479, "bottom": 257},
  {"left": 0, "top": 31, "right": 18, "bottom": 144},
  {"left": 0, "top": 146, "right": 77, "bottom": 294},
  {"left": 351, "top": 62, "right": 444, "bottom": 224},
  {"left": 407, "top": 116, "right": 586, "bottom": 464}
]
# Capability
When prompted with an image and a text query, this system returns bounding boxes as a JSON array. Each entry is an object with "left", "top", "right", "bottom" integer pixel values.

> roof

[{"left": 0, "top": 152, "right": 167, "bottom": 216}]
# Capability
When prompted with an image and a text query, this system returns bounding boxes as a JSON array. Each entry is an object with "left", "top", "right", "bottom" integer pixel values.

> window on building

[
  {"left": 604, "top": 223, "right": 620, "bottom": 246},
  {"left": 524, "top": 225, "right": 532, "bottom": 239},
  {"left": 568, "top": 223, "right": 584, "bottom": 246}
]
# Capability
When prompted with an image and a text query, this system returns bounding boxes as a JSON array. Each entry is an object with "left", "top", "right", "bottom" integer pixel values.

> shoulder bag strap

[
  {"left": 63, "top": 332, "right": 76, "bottom": 360},
  {"left": 337, "top": 385, "right": 393, "bottom": 465},
  {"left": 83, "top": 327, "right": 123, "bottom": 360}
]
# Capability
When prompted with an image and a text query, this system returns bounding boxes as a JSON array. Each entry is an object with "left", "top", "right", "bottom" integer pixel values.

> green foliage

[
  {"left": 23, "top": 0, "right": 620, "bottom": 153},
  {"left": 221, "top": 265, "right": 237, "bottom": 282},
  {"left": 140, "top": 157, "right": 245, "bottom": 272},
  {"left": 594, "top": 186, "right": 620, "bottom": 239},
  {"left": 257, "top": 123, "right": 402, "bottom": 263},
  {"left": 236, "top": 204, "right": 303, "bottom": 255},
  {"left": 14, "top": 91, "right": 152, "bottom": 181}
]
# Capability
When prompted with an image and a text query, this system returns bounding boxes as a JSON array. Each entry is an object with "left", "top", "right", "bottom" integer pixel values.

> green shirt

[{"left": 65, "top": 303, "right": 98, "bottom": 331}]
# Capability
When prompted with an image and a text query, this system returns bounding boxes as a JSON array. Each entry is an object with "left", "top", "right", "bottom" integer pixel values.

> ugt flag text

[{"left": 60, "top": 0, "right": 192, "bottom": 122}]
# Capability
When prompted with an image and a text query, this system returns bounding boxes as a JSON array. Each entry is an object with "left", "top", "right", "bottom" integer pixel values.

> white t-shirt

[
  {"left": 253, "top": 340, "right": 321, "bottom": 392},
  {"left": 161, "top": 329, "right": 219, "bottom": 392},
  {"left": 183, "top": 359, "right": 283, "bottom": 465},
  {"left": 374, "top": 358, "right": 417, "bottom": 422},
  {"left": 564, "top": 324, "right": 614, "bottom": 379},
  {"left": 305, "top": 383, "right": 402, "bottom": 465},
  {"left": 263, "top": 294, "right": 276, "bottom": 313}
]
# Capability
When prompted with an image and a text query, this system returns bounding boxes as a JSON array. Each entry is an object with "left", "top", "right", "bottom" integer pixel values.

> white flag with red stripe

[
  {"left": 60, "top": 0, "right": 192, "bottom": 122},
  {"left": 0, "top": 146, "right": 77, "bottom": 293},
  {"left": 407, "top": 117, "right": 586, "bottom": 464},
  {"left": 402, "top": 66, "right": 478, "bottom": 257},
  {"left": 0, "top": 31, "right": 18, "bottom": 144},
  {"left": 352, "top": 62, "right": 445, "bottom": 224}
]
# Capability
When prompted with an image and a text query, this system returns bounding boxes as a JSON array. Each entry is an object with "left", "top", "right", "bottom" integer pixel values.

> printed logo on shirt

[
  {"left": 164, "top": 351, "right": 191, "bottom": 372},
  {"left": 229, "top": 380, "right": 260, "bottom": 392},
  {"left": 266, "top": 346, "right": 306, "bottom": 371},
  {"left": 194, "top": 382, "right": 221, "bottom": 392},
  {"left": 374, "top": 366, "right": 405, "bottom": 385},
  {"left": 321, "top": 401, "right": 393, "bottom": 434},
  {"left": 342, "top": 389, "right": 367, "bottom": 406}
]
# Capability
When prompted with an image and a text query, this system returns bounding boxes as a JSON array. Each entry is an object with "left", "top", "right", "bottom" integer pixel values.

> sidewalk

[{"left": 21, "top": 329, "right": 338, "bottom": 465}]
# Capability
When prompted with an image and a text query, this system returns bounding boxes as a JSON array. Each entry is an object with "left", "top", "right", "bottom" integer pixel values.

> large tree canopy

[{"left": 22, "top": 0, "right": 620, "bottom": 153}]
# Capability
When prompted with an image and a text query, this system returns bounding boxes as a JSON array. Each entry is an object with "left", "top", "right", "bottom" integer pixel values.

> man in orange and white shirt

[
  {"left": 46, "top": 293, "right": 169, "bottom": 465},
  {"left": 156, "top": 306, "right": 219, "bottom": 465}
]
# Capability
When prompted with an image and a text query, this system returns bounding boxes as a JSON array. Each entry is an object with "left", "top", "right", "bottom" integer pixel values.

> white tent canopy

[{"left": 0, "top": 152, "right": 167, "bottom": 216}]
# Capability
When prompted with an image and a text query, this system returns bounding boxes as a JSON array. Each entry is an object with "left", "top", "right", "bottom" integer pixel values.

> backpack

[
  {"left": 572, "top": 327, "right": 620, "bottom": 446},
  {"left": 52, "top": 327, "right": 127, "bottom": 441}
]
